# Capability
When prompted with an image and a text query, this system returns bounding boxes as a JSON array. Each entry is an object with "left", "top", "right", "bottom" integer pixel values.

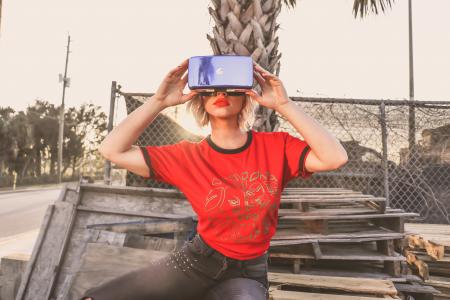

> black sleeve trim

[
  {"left": 299, "top": 145, "right": 311, "bottom": 177},
  {"left": 139, "top": 146, "right": 153, "bottom": 178}
]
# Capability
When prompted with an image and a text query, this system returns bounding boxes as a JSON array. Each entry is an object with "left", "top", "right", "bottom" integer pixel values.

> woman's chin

[{"left": 208, "top": 111, "right": 239, "bottom": 119}]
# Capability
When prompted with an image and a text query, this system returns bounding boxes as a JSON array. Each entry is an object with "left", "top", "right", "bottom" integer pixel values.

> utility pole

[
  {"left": 58, "top": 35, "right": 71, "bottom": 183},
  {"left": 104, "top": 81, "right": 117, "bottom": 185},
  {"left": 408, "top": 0, "right": 416, "bottom": 162}
]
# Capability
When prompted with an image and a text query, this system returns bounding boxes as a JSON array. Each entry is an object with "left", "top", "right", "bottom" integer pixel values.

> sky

[{"left": 0, "top": 0, "right": 449, "bottom": 135}]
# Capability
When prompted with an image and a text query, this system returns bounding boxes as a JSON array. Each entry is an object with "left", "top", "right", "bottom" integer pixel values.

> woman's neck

[{"left": 209, "top": 128, "right": 248, "bottom": 150}]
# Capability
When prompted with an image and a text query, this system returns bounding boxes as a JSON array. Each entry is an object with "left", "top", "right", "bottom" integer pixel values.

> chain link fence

[{"left": 111, "top": 88, "right": 450, "bottom": 224}]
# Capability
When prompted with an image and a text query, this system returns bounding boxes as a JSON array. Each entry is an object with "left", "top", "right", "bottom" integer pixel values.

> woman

[{"left": 81, "top": 58, "right": 348, "bottom": 300}]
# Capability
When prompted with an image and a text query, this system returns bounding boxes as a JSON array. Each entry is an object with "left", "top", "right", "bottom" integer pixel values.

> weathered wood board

[
  {"left": 66, "top": 243, "right": 169, "bottom": 300},
  {"left": 269, "top": 289, "right": 399, "bottom": 300},
  {"left": 268, "top": 272, "right": 398, "bottom": 296},
  {"left": 15, "top": 183, "right": 194, "bottom": 300}
]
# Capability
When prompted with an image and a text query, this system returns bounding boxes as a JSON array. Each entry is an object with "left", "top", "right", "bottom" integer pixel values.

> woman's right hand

[{"left": 153, "top": 59, "right": 198, "bottom": 109}]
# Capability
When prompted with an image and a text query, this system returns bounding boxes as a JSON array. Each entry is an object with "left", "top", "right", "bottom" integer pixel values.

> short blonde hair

[{"left": 186, "top": 94, "right": 256, "bottom": 131}]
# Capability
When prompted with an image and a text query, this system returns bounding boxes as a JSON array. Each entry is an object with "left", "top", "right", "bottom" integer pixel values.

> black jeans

[{"left": 80, "top": 234, "right": 269, "bottom": 300}]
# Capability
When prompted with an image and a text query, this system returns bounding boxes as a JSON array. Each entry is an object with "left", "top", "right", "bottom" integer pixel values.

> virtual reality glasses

[{"left": 188, "top": 55, "right": 253, "bottom": 92}]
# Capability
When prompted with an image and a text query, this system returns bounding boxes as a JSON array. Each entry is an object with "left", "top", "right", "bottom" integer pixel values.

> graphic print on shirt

[{"left": 204, "top": 170, "right": 281, "bottom": 243}]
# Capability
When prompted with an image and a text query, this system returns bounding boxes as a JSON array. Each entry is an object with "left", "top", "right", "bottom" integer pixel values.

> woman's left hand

[{"left": 245, "top": 63, "right": 292, "bottom": 111}]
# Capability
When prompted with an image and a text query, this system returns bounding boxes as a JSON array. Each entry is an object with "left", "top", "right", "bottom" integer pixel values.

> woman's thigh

[
  {"left": 202, "top": 277, "right": 269, "bottom": 300},
  {"left": 79, "top": 245, "right": 217, "bottom": 300}
]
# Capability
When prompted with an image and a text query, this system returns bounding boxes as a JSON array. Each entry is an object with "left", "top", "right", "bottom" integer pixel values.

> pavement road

[{"left": 0, "top": 188, "right": 62, "bottom": 258}]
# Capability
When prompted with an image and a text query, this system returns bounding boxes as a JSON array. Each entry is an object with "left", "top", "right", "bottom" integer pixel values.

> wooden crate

[{"left": 15, "top": 182, "right": 194, "bottom": 300}]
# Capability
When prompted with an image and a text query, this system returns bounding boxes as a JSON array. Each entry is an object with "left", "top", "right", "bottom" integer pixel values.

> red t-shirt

[{"left": 139, "top": 129, "right": 313, "bottom": 260}]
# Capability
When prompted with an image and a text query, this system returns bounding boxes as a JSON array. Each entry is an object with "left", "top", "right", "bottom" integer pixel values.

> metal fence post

[
  {"left": 103, "top": 81, "right": 117, "bottom": 185},
  {"left": 379, "top": 101, "right": 389, "bottom": 208}
]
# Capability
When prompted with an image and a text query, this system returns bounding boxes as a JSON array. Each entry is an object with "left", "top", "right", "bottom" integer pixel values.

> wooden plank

[
  {"left": 46, "top": 186, "right": 85, "bottom": 300},
  {"left": 394, "top": 283, "right": 440, "bottom": 294},
  {"left": 124, "top": 234, "right": 179, "bottom": 251},
  {"left": 272, "top": 227, "right": 403, "bottom": 243},
  {"left": 405, "top": 223, "right": 450, "bottom": 247},
  {"left": 16, "top": 185, "right": 73, "bottom": 300},
  {"left": 67, "top": 243, "right": 169, "bottom": 300},
  {"left": 270, "top": 252, "right": 405, "bottom": 261},
  {"left": 270, "top": 244, "right": 405, "bottom": 261},
  {"left": 279, "top": 207, "right": 379, "bottom": 217},
  {"left": 268, "top": 272, "right": 397, "bottom": 296},
  {"left": 15, "top": 204, "right": 55, "bottom": 300},
  {"left": 86, "top": 219, "right": 193, "bottom": 235},
  {"left": 270, "top": 289, "right": 392, "bottom": 300},
  {"left": 311, "top": 242, "right": 322, "bottom": 259},
  {"left": 289, "top": 268, "right": 417, "bottom": 283},
  {"left": 281, "top": 196, "right": 386, "bottom": 203},
  {"left": 87, "top": 229, "right": 127, "bottom": 247},
  {"left": 280, "top": 212, "right": 418, "bottom": 221},
  {"left": 80, "top": 183, "right": 185, "bottom": 198},
  {"left": 17, "top": 200, "right": 76, "bottom": 300},
  {"left": 0, "top": 253, "right": 30, "bottom": 300},
  {"left": 270, "top": 236, "right": 402, "bottom": 247},
  {"left": 377, "top": 240, "right": 401, "bottom": 277},
  {"left": 77, "top": 205, "right": 193, "bottom": 220}
]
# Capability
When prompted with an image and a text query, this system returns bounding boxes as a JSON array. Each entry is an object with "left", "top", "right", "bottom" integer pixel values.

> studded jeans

[{"left": 80, "top": 234, "right": 269, "bottom": 300}]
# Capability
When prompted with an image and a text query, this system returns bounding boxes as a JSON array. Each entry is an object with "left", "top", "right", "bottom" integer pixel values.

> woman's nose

[{"left": 216, "top": 91, "right": 227, "bottom": 97}]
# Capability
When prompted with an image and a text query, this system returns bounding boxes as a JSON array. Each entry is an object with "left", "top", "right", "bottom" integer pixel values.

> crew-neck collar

[{"left": 206, "top": 130, "right": 253, "bottom": 154}]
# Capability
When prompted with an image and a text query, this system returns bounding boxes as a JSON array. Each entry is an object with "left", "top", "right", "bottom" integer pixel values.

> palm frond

[
  {"left": 282, "top": 0, "right": 297, "bottom": 9},
  {"left": 353, "top": 0, "right": 394, "bottom": 18}
]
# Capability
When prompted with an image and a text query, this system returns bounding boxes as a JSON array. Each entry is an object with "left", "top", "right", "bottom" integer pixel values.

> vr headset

[{"left": 188, "top": 55, "right": 253, "bottom": 91}]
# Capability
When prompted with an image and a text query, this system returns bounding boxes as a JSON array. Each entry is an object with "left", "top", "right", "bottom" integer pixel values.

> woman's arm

[
  {"left": 276, "top": 101, "right": 348, "bottom": 172},
  {"left": 98, "top": 59, "right": 198, "bottom": 178},
  {"left": 246, "top": 63, "right": 348, "bottom": 173}
]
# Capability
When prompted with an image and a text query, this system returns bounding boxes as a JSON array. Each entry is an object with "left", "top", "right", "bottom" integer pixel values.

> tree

[
  {"left": 0, "top": 100, "right": 107, "bottom": 185},
  {"left": 27, "top": 100, "right": 60, "bottom": 177},
  {"left": 64, "top": 103, "right": 108, "bottom": 179},
  {"left": 0, "top": 107, "right": 16, "bottom": 174},
  {"left": 206, "top": 0, "right": 393, "bottom": 132}
]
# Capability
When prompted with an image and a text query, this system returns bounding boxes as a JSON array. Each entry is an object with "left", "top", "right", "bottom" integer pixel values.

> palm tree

[{"left": 206, "top": 0, "right": 393, "bottom": 132}]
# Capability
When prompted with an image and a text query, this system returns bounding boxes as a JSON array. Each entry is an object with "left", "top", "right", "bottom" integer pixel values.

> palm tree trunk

[{"left": 207, "top": 0, "right": 283, "bottom": 132}]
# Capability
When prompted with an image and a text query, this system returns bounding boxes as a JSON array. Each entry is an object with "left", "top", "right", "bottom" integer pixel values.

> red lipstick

[{"left": 214, "top": 97, "right": 230, "bottom": 106}]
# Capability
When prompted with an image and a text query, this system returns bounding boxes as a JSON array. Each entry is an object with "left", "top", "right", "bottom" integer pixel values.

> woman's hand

[
  {"left": 153, "top": 59, "right": 198, "bottom": 109},
  {"left": 245, "top": 62, "right": 291, "bottom": 111}
]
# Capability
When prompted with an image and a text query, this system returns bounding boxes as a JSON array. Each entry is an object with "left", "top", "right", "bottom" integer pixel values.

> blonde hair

[{"left": 186, "top": 94, "right": 256, "bottom": 131}]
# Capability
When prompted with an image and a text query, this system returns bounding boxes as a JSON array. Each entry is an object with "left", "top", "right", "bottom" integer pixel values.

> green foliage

[{"left": 0, "top": 100, "right": 108, "bottom": 186}]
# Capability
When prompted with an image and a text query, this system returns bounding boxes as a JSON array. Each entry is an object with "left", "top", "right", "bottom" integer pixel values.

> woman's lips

[{"left": 214, "top": 98, "right": 230, "bottom": 106}]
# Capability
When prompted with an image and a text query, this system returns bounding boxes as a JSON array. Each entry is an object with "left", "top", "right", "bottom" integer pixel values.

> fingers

[
  {"left": 253, "top": 70, "right": 266, "bottom": 88},
  {"left": 167, "top": 59, "right": 189, "bottom": 79},
  {"left": 181, "top": 90, "right": 199, "bottom": 103},
  {"left": 253, "top": 62, "right": 278, "bottom": 81},
  {"left": 245, "top": 89, "right": 263, "bottom": 103},
  {"left": 180, "top": 71, "right": 188, "bottom": 86}
]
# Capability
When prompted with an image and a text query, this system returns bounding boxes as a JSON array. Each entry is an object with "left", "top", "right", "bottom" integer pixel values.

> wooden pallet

[
  {"left": 269, "top": 239, "right": 405, "bottom": 276},
  {"left": 268, "top": 272, "right": 400, "bottom": 300},
  {"left": 281, "top": 188, "right": 387, "bottom": 213},
  {"left": 273, "top": 220, "right": 404, "bottom": 244},
  {"left": 271, "top": 188, "right": 422, "bottom": 278}
]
